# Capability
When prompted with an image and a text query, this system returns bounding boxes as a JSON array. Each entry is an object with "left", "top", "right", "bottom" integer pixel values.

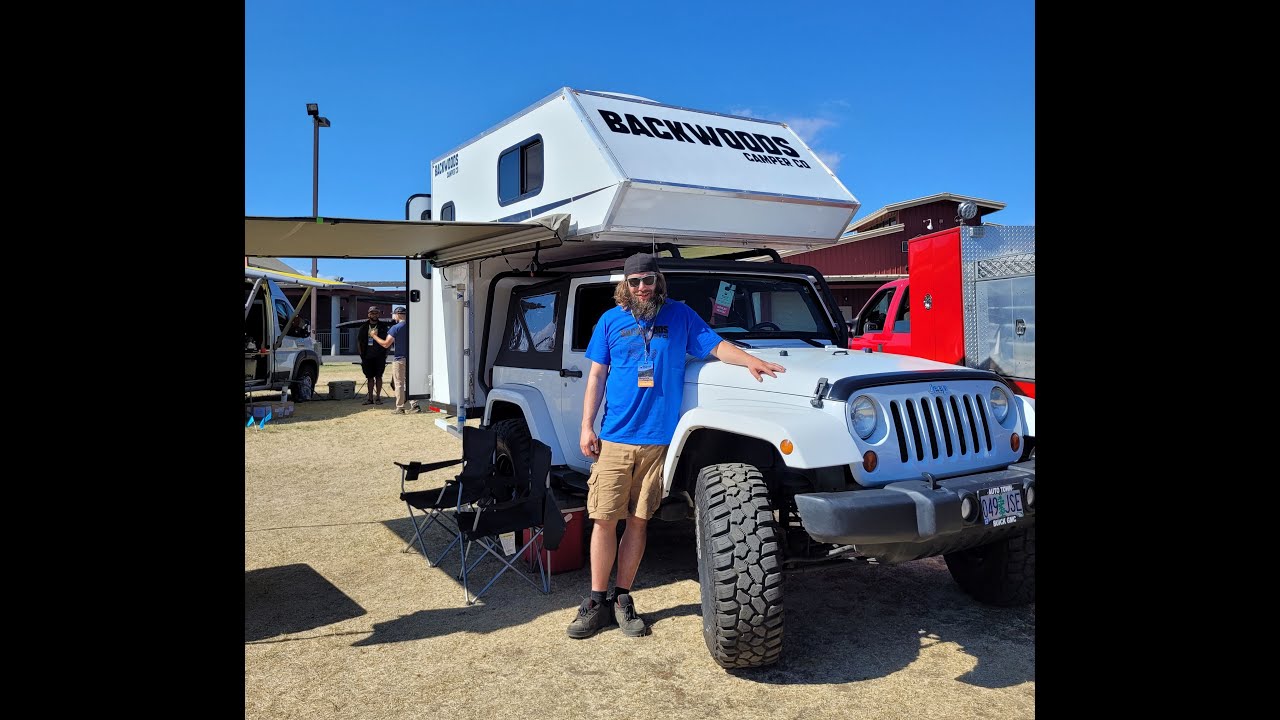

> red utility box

[{"left": 523, "top": 492, "right": 587, "bottom": 574}]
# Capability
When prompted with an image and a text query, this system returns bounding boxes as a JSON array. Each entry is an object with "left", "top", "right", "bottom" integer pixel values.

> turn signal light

[
  {"left": 780, "top": 439, "right": 794, "bottom": 455},
  {"left": 862, "top": 450, "right": 878, "bottom": 472},
  {"left": 1011, "top": 433, "right": 1021, "bottom": 452}
]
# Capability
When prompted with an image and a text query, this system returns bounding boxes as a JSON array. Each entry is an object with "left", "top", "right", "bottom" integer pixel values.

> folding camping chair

[
  {"left": 396, "top": 425, "right": 498, "bottom": 569},
  {"left": 455, "top": 439, "right": 566, "bottom": 605}
]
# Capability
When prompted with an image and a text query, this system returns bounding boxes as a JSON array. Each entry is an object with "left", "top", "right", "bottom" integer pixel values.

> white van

[{"left": 244, "top": 269, "right": 324, "bottom": 400}]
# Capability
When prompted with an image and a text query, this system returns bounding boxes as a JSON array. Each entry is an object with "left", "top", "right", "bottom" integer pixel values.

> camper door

[{"left": 406, "top": 259, "right": 433, "bottom": 403}]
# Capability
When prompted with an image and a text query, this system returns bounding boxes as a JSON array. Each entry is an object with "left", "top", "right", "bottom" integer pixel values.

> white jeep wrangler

[{"left": 479, "top": 251, "right": 1036, "bottom": 669}]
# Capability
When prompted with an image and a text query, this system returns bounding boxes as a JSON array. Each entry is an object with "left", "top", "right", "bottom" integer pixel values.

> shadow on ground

[
  {"left": 245, "top": 564, "right": 367, "bottom": 642},
  {"left": 372, "top": 513, "right": 1033, "bottom": 687}
]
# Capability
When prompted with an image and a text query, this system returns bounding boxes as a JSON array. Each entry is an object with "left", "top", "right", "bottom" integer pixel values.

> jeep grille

[{"left": 888, "top": 393, "right": 993, "bottom": 463}]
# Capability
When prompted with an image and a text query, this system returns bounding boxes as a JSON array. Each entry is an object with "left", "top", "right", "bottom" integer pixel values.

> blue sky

[{"left": 246, "top": 0, "right": 1034, "bottom": 283}]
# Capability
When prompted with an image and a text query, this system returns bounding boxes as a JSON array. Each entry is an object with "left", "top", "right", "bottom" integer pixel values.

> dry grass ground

[{"left": 246, "top": 362, "right": 1034, "bottom": 719}]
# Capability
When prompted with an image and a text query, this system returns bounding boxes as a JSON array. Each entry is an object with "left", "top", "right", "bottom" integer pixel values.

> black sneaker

[
  {"left": 566, "top": 598, "right": 608, "bottom": 639},
  {"left": 613, "top": 593, "right": 649, "bottom": 637}
]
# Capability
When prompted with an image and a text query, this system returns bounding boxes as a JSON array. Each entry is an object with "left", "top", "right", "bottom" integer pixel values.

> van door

[{"left": 245, "top": 278, "right": 271, "bottom": 388}]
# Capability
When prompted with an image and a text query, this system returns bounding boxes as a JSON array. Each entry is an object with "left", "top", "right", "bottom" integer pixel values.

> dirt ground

[{"left": 245, "top": 362, "right": 1034, "bottom": 719}]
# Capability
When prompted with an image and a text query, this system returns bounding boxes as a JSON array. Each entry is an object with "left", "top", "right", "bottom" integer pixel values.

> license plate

[{"left": 979, "top": 483, "right": 1025, "bottom": 527}]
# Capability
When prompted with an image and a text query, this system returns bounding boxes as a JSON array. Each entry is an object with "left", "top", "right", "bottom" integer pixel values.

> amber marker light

[
  {"left": 863, "top": 450, "right": 878, "bottom": 472},
  {"left": 1011, "top": 434, "right": 1021, "bottom": 452},
  {"left": 780, "top": 439, "right": 794, "bottom": 455}
]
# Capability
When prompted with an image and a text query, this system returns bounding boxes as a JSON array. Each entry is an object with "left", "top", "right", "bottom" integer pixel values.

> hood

[{"left": 686, "top": 347, "right": 965, "bottom": 398}]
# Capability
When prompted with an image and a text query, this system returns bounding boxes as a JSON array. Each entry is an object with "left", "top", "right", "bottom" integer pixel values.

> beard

[{"left": 631, "top": 296, "right": 661, "bottom": 322}]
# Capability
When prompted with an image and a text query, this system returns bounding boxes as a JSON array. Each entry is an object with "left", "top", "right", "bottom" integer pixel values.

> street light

[{"left": 307, "top": 103, "right": 332, "bottom": 345}]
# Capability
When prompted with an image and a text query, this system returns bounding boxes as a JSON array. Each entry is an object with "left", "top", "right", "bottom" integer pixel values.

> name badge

[{"left": 637, "top": 361, "right": 654, "bottom": 388}]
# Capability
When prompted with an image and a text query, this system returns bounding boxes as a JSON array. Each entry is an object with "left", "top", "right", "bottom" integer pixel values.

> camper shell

[
  {"left": 244, "top": 88, "right": 1036, "bottom": 671},
  {"left": 430, "top": 88, "right": 858, "bottom": 245}
]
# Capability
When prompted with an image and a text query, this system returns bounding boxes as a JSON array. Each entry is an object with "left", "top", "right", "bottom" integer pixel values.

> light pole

[{"left": 306, "top": 103, "right": 331, "bottom": 346}]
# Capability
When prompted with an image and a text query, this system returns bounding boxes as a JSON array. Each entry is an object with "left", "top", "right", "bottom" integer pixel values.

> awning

[
  {"left": 244, "top": 214, "right": 570, "bottom": 266},
  {"left": 244, "top": 266, "right": 372, "bottom": 291}
]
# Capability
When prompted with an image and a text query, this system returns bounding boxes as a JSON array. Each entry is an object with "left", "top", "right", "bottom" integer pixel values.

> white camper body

[
  {"left": 412, "top": 89, "right": 860, "bottom": 429},
  {"left": 430, "top": 88, "right": 859, "bottom": 246}
]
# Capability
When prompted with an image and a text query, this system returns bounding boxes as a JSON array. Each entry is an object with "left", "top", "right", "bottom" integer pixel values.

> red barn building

[{"left": 784, "top": 193, "right": 1005, "bottom": 320}]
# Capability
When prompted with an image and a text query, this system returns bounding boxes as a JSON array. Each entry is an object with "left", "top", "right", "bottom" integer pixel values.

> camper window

[
  {"left": 440, "top": 202, "right": 455, "bottom": 221},
  {"left": 498, "top": 135, "right": 544, "bottom": 205}
]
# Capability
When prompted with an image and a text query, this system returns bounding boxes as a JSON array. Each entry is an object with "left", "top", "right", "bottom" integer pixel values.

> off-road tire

[
  {"left": 944, "top": 525, "right": 1035, "bottom": 606},
  {"left": 491, "top": 417, "right": 532, "bottom": 482},
  {"left": 693, "top": 462, "right": 783, "bottom": 669},
  {"left": 291, "top": 363, "right": 317, "bottom": 402}
]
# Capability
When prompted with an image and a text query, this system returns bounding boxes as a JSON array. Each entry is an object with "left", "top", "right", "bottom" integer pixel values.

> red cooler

[{"left": 523, "top": 492, "right": 587, "bottom": 574}]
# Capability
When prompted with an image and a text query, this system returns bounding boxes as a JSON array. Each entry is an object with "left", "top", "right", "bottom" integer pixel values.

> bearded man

[{"left": 567, "top": 252, "right": 786, "bottom": 639}]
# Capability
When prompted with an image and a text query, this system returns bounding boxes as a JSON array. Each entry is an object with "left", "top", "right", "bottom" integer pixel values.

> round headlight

[
  {"left": 989, "top": 387, "right": 1010, "bottom": 423},
  {"left": 850, "top": 395, "right": 877, "bottom": 439}
]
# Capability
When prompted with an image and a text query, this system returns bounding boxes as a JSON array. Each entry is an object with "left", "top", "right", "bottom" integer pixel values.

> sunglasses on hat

[{"left": 627, "top": 274, "right": 657, "bottom": 288}]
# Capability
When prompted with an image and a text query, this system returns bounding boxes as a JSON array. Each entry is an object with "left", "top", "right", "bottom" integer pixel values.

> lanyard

[{"left": 630, "top": 304, "right": 661, "bottom": 359}]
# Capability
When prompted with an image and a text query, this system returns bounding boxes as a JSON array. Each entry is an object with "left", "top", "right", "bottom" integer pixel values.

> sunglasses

[{"left": 627, "top": 274, "right": 657, "bottom": 288}]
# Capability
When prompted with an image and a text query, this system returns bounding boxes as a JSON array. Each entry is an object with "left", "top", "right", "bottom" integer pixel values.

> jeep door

[
  {"left": 559, "top": 277, "right": 619, "bottom": 469},
  {"left": 496, "top": 278, "right": 577, "bottom": 463}
]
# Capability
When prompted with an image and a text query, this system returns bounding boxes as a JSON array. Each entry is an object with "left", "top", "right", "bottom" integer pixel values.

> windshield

[{"left": 665, "top": 272, "right": 836, "bottom": 345}]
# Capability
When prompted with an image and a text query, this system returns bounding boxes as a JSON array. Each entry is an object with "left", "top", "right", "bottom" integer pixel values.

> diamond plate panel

[
  {"left": 961, "top": 226, "right": 1035, "bottom": 379},
  {"left": 976, "top": 253, "right": 1035, "bottom": 280}
]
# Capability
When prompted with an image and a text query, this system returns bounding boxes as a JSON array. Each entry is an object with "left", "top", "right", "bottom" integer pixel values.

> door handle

[
  {"left": 1015, "top": 319, "right": 1026, "bottom": 336},
  {"left": 559, "top": 368, "right": 583, "bottom": 378}
]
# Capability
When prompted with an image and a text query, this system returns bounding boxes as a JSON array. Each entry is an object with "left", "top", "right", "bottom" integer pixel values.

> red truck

[{"left": 849, "top": 224, "right": 1035, "bottom": 398}]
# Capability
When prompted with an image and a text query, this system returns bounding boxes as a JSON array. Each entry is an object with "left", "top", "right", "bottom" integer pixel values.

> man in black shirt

[{"left": 356, "top": 306, "right": 389, "bottom": 404}]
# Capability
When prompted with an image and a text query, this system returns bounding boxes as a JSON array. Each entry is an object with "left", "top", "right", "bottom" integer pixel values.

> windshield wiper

[
  {"left": 723, "top": 337, "right": 752, "bottom": 348},
  {"left": 798, "top": 338, "right": 824, "bottom": 347}
]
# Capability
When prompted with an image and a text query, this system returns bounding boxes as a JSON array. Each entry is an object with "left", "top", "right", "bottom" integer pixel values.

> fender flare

[
  {"left": 665, "top": 403, "right": 860, "bottom": 494},
  {"left": 292, "top": 350, "right": 321, "bottom": 375},
  {"left": 1016, "top": 395, "right": 1035, "bottom": 438},
  {"left": 484, "top": 385, "right": 565, "bottom": 465}
]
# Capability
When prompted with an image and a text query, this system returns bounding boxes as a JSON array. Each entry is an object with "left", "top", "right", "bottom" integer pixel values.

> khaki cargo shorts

[{"left": 586, "top": 440, "right": 668, "bottom": 521}]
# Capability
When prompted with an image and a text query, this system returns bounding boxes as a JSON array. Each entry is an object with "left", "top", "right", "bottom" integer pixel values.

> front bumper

[{"left": 793, "top": 460, "right": 1035, "bottom": 559}]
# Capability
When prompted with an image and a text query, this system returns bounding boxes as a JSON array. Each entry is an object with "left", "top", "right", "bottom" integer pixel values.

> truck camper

[{"left": 245, "top": 88, "right": 1036, "bottom": 669}]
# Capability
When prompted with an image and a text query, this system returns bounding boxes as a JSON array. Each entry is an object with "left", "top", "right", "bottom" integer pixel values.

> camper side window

[
  {"left": 440, "top": 202, "right": 455, "bottom": 221},
  {"left": 498, "top": 135, "right": 544, "bottom": 205}
]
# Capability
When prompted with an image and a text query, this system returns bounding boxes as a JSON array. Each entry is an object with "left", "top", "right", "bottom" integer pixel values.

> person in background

[
  {"left": 371, "top": 305, "right": 421, "bottom": 414},
  {"left": 356, "top": 306, "right": 388, "bottom": 405},
  {"left": 567, "top": 253, "right": 786, "bottom": 639}
]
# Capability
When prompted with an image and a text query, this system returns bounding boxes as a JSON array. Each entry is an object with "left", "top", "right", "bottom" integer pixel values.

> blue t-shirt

[
  {"left": 585, "top": 300, "right": 722, "bottom": 445},
  {"left": 388, "top": 321, "right": 409, "bottom": 360}
]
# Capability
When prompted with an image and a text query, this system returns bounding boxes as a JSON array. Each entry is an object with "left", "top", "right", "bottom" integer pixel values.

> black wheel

[
  {"left": 944, "top": 525, "right": 1035, "bottom": 606},
  {"left": 693, "top": 462, "right": 784, "bottom": 669},
  {"left": 491, "top": 417, "right": 532, "bottom": 483},
  {"left": 748, "top": 321, "right": 781, "bottom": 332},
  {"left": 291, "top": 363, "right": 317, "bottom": 402}
]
